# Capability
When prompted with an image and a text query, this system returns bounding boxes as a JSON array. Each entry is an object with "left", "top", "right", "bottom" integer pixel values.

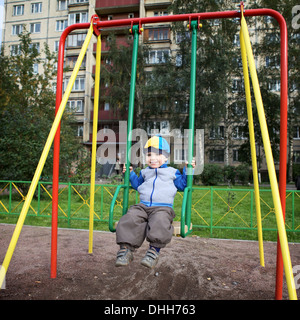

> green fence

[{"left": 0, "top": 180, "right": 299, "bottom": 240}]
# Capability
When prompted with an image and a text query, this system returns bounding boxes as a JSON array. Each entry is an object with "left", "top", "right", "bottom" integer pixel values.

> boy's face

[{"left": 146, "top": 152, "right": 167, "bottom": 169}]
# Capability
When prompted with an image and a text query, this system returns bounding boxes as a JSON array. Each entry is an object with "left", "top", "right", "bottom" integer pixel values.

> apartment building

[{"left": 2, "top": 0, "right": 299, "bottom": 179}]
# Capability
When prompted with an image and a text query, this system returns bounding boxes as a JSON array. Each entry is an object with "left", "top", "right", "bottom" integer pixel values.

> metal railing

[{"left": 0, "top": 180, "right": 299, "bottom": 237}]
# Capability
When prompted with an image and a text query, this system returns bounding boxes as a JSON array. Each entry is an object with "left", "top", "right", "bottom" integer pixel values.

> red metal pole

[
  {"left": 243, "top": 9, "right": 288, "bottom": 300},
  {"left": 273, "top": 13, "right": 288, "bottom": 301},
  {"left": 50, "top": 23, "right": 90, "bottom": 279}
]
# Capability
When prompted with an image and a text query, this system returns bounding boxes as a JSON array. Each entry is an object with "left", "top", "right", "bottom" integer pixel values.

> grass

[{"left": 0, "top": 182, "right": 299, "bottom": 243}]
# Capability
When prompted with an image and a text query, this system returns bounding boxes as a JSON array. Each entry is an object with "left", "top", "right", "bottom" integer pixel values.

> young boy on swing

[{"left": 115, "top": 135, "right": 195, "bottom": 268}]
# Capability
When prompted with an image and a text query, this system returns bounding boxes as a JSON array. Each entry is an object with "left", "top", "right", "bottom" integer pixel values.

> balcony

[
  {"left": 95, "top": 0, "right": 140, "bottom": 14},
  {"left": 90, "top": 110, "right": 127, "bottom": 122},
  {"left": 89, "top": 132, "right": 122, "bottom": 143},
  {"left": 144, "top": 0, "right": 172, "bottom": 10}
]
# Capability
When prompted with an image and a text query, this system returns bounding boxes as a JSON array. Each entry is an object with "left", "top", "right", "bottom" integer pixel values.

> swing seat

[
  {"left": 114, "top": 220, "right": 192, "bottom": 236},
  {"left": 110, "top": 185, "right": 193, "bottom": 238}
]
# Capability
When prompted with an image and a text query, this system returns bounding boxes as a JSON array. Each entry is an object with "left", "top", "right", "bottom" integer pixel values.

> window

[
  {"left": 147, "top": 50, "right": 170, "bottom": 64},
  {"left": 266, "top": 56, "right": 280, "bottom": 68},
  {"left": 232, "top": 126, "right": 246, "bottom": 139},
  {"left": 294, "top": 126, "right": 300, "bottom": 139},
  {"left": 293, "top": 151, "right": 300, "bottom": 163},
  {"left": 73, "top": 77, "right": 85, "bottom": 91},
  {"left": 175, "top": 54, "right": 182, "bottom": 67},
  {"left": 145, "top": 121, "right": 169, "bottom": 135},
  {"left": 160, "top": 121, "right": 170, "bottom": 135},
  {"left": 176, "top": 31, "right": 190, "bottom": 44},
  {"left": 30, "top": 23, "right": 41, "bottom": 33},
  {"left": 268, "top": 79, "right": 280, "bottom": 92},
  {"left": 13, "top": 5, "right": 24, "bottom": 16},
  {"left": 209, "top": 150, "right": 224, "bottom": 162},
  {"left": 233, "top": 57, "right": 243, "bottom": 68},
  {"left": 29, "top": 42, "right": 40, "bottom": 53},
  {"left": 266, "top": 33, "right": 279, "bottom": 44},
  {"left": 66, "top": 56, "right": 86, "bottom": 69},
  {"left": 104, "top": 102, "right": 110, "bottom": 111},
  {"left": 10, "top": 44, "right": 21, "bottom": 56},
  {"left": 233, "top": 150, "right": 239, "bottom": 162},
  {"left": 54, "top": 41, "right": 59, "bottom": 52},
  {"left": 64, "top": 77, "right": 85, "bottom": 91},
  {"left": 233, "top": 103, "right": 245, "bottom": 116},
  {"left": 69, "top": 0, "right": 89, "bottom": 4},
  {"left": 209, "top": 126, "right": 224, "bottom": 139},
  {"left": 31, "top": 3, "right": 42, "bottom": 14},
  {"left": 174, "top": 148, "right": 187, "bottom": 163},
  {"left": 148, "top": 28, "right": 169, "bottom": 41},
  {"left": 232, "top": 79, "right": 244, "bottom": 93},
  {"left": 58, "top": 0, "right": 68, "bottom": 10},
  {"left": 77, "top": 125, "right": 83, "bottom": 137},
  {"left": 33, "top": 63, "right": 39, "bottom": 74},
  {"left": 154, "top": 11, "right": 168, "bottom": 16},
  {"left": 67, "top": 33, "right": 86, "bottom": 47},
  {"left": 67, "top": 100, "right": 84, "bottom": 113},
  {"left": 68, "top": 12, "right": 88, "bottom": 25},
  {"left": 12, "top": 24, "right": 23, "bottom": 35},
  {"left": 56, "top": 20, "right": 68, "bottom": 31},
  {"left": 233, "top": 34, "right": 240, "bottom": 47}
]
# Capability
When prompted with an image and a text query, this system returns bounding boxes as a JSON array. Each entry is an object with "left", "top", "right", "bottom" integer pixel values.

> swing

[{"left": 108, "top": 21, "right": 200, "bottom": 239}]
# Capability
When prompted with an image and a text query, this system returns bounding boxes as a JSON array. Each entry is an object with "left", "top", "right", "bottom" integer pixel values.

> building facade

[{"left": 2, "top": 0, "right": 299, "bottom": 180}]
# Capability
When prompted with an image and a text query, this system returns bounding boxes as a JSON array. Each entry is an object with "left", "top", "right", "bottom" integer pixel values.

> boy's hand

[
  {"left": 122, "top": 164, "right": 133, "bottom": 173},
  {"left": 185, "top": 157, "right": 196, "bottom": 169}
]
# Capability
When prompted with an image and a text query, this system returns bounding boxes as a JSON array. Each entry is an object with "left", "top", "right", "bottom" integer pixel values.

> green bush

[
  {"left": 236, "top": 164, "right": 250, "bottom": 185},
  {"left": 200, "top": 164, "right": 223, "bottom": 185},
  {"left": 223, "top": 165, "right": 236, "bottom": 185}
]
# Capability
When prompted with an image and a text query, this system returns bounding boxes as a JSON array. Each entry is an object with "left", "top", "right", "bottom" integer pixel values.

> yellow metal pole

[
  {"left": 89, "top": 34, "right": 101, "bottom": 254},
  {"left": 0, "top": 23, "right": 94, "bottom": 290},
  {"left": 239, "top": 28, "right": 265, "bottom": 267},
  {"left": 240, "top": 16, "right": 297, "bottom": 300}
]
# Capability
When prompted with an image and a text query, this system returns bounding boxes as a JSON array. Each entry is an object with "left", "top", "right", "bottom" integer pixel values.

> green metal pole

[
  {"left": 123, "top": 25, "right": 140, "bottom": 215},
  {"left": 186, "top": 20, "right": 198, "bottom": 228}
]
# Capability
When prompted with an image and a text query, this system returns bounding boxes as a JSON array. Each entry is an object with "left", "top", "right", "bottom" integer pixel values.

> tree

[
  {"left": 245, "top": 0, "right": 300, "bottom": 181},
  {"left": 0, "top": 30, "right": 84, "bottom": 182},
  {"left": 100, "top": 34, "right": 151, "bottom": 130},
  {"left": 147, "top": 0, "right": 245, "bottom": 165}
]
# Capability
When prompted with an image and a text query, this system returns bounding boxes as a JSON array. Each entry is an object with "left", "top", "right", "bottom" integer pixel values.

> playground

[
  {"left": 0, "top": 3, "right": 299, "bottom": 300},
  {"left": 0, "top": 224, "right": 299, "bottom": 300}
]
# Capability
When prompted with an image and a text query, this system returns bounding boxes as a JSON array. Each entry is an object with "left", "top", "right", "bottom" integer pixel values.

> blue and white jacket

[{"left": 129, "top": 164, "right": 187, "bottom": 208}]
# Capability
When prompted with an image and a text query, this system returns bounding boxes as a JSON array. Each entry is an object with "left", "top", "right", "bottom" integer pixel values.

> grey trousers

[{"left": 116, "top": 203, "right": 176, "bottom": 250}]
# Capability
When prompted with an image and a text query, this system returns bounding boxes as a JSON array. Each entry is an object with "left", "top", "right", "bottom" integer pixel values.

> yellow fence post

[
  {"left": 239, "top": 28, "right": 265, "bottom": 267},
  {"left": 0, "top": 23, "right": 94, "bottom": 290},
  {"left": 89, "top": 33, "right": 101, "bottom": 254},
  {"left": 240, "top": 15, "right": 297, "bottom": 300}
]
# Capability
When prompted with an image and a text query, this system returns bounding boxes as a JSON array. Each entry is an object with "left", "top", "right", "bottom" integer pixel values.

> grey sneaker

[
  {"left": 141, "top": 248, "right": 160, "bottom": 269},
  {"left": 115, "top": 247, "right": 133, "bottom": 267}
]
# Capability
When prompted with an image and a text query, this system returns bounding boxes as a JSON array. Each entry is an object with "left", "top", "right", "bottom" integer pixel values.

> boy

[{"left": 115, "top": 135, "right": 195, "bottom": 268}]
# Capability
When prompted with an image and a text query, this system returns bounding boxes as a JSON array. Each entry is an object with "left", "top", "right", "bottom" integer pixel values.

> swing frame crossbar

[{"left": 0, "top": 5, "right": 296, "bottom": 300}]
